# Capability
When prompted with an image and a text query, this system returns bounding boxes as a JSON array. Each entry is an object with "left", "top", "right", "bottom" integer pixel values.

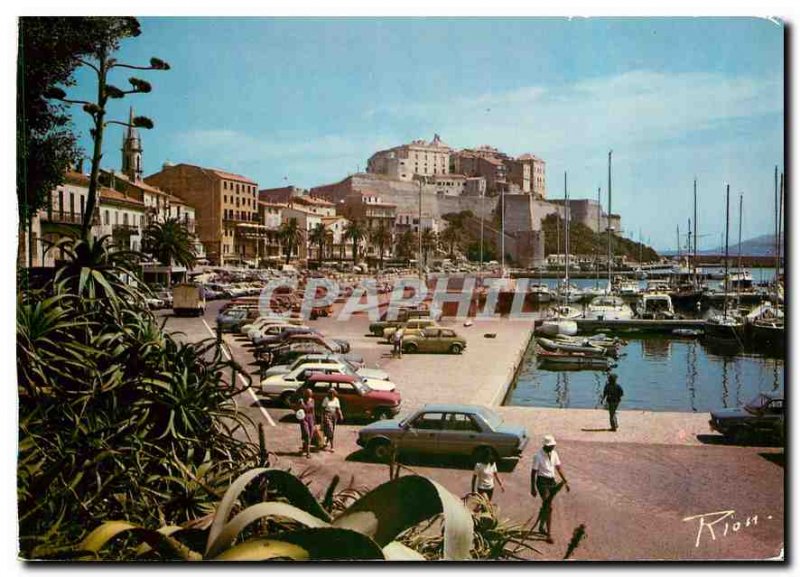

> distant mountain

[
  {"left": 702, "top": 233, "right": 784, "bottom": 257},
  {"left": 662, "top": 233, "right": 784, "bottom": 257}
]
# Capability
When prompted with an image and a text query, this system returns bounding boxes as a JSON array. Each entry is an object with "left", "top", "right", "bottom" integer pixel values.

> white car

[
  {"left": 261, "top": 362, "right": 397, "bottom": 406},
  {"left": 264, "top": 354, "right": 390, "bottom": 381}
]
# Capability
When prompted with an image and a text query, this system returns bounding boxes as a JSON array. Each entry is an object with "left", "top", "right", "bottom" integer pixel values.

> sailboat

[
  {"left": 749, "top": 169, "right": 785, "bottom": 350},
  {"left": 704, "top": 184, "right": 745, "bottom": 341},
  {"left": 538, "top": 172, "right": 579, "bottom": 336}
]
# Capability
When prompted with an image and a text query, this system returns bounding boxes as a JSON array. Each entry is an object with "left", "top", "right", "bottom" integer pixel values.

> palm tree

[
  {"left": 344, "top": 220, "right": 365, "bottom": 265},
  {"left": 278, "top": 218, "right": 302, "bottom": 265},
  {"left": 143, "top": 218, "right": 197, "bottom": 269},
  {"left": 395, "top": 230, "right": 415, "bottom": 263},
  {"left": 370, "top": 222, "right": 393, "bottom": 270},
  {"left": 421, "top": 229, "right": 437, "bottom": 266},
  {"left": 308, "top": 222, "right": 328, "bottom": 266}
]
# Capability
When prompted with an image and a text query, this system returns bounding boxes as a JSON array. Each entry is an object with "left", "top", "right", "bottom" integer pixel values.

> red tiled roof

[
  {"left": 99, "top": 187, "right": 144, "bottom": 208},
  {"left": 210, "top": 168, "right": 257, "bottom": 184}
]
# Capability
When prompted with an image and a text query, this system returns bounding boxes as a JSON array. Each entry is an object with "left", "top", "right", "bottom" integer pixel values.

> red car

[{"left": 297, "top": 373, "right": 402, "bottom": 421}]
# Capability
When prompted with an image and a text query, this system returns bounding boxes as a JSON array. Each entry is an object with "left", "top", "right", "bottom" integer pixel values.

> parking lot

[{"left": 159, "top": 298, "right": 784, "bottom": 560}]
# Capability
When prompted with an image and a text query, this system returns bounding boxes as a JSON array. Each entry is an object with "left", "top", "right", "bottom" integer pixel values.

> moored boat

[{"left": 536, "top": 336, "right": 606, "bottom": 357}]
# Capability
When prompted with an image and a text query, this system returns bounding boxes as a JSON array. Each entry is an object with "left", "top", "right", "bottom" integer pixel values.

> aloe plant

[{"left": 57, "top": 468, "right": 473, "bottom": 561}]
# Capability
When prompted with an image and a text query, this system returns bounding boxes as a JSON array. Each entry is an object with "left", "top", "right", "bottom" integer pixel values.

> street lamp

[{"left": 418, "top": 179, "right": 423, "bottom": 280}]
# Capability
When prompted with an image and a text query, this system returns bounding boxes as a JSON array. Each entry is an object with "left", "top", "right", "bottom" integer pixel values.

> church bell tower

[{"left": 121, "top": 107, "right": 143, "bottom": 182}]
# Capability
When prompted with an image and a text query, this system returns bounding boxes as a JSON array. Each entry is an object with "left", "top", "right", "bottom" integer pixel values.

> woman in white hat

[{"left": 530, "top": 434, "right": 570, "bottom": 543}]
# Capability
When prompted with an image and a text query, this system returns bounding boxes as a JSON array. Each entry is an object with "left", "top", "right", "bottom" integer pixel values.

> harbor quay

[{"left": 161, "top": 298, "right": 784, "bottom": 560}]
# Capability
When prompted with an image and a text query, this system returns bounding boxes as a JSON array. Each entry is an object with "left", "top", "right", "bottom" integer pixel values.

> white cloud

[{"left": 369, "top": 69, "right": 782, "bottom": 156}]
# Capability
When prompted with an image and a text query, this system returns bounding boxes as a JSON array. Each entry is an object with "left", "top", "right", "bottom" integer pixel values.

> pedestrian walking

[
  {"left": 531, "top": 435, "right": 570, "bottom": 543},
  {"left": 471, "top": 447, "right": 505, "bottom": 501},
  {"left": 392, "top": 327, "right": 405, "bottom": 358},
  {"left": 321, "top": 388, "right": 344, "bottom": 452},
  {"left": 295, "top": 389, "right": 316, "bottom": 458},
  {"left": 601, "top": 372, "right": 624, "bottom": 431}
]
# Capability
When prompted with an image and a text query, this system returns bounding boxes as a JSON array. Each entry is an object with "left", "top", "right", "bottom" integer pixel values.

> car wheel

[
  {"left": 280, "top": 391, "right": 297, "bottom": 408},
  {"left": 449, "top": 343, "right": 463, "bottom": 354},
  {"left": 730, "top": 427, "right": 750, "bottom": 445},
  {"left": 403, "top": 342, "right": 418, "bottom": 354},
  {"left": 373, "top": 408, "right": 392, "bottom": 421},
  {"left": 368, "top": 438, "right": 394, "bottom": 462}
]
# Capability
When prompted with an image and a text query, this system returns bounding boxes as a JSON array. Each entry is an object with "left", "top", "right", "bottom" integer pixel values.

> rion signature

[{"left": 682, "top": 510, "right": 771, "bottom": 548}]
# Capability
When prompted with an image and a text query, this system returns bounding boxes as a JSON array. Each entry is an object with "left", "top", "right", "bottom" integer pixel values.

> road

[{"left": 158, "top": 300, "right": 785, "bottom": 561}]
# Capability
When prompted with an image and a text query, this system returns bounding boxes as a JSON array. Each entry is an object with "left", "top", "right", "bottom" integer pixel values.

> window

[
  {"left": 115, "top": 211, "right": 119, "bottom": 225},
  {"left": 80, "top": 196, "right": 85, "bottom": 216},
  {"left": 444, "top": 413, "right": 481, "bottom": 432},
  {"left": 123, "top": 213, "right": 129, "bottom": 226},
  {"left": 336, "top": 382, "right": 358, "bottom": 395},
  {"left": 412, "top": 412, "right": 444, "bottom": 430},
  {"left": 103, "top": 210, "right": 109, "bottom": 225},
  {"left": 312, "top": 381, "right": 334, "bottom": 394},
  {"left": 69, "top": 192, "right": 75, "bottom": 215}
]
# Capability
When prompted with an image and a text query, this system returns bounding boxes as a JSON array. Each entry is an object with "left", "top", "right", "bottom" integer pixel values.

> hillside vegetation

[{"left": 542, "top": 214, "right": 660, "bottom": 262}]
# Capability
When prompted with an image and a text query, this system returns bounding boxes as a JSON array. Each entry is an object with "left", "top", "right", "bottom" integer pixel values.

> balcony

[
  {"left": 43, "top": 210, "right": 100, "bottom": 226},
  {"left": 112, "top": 223, "right": 140, "bottom": 233}
]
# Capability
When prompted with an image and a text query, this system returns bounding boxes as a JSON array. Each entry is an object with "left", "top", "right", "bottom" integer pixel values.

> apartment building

[
  {"left": 145, "top": 163, "right": 259, "bottom": 265},
  {"left": 367, "top": 134, "right": 452, "bottom": 181}
]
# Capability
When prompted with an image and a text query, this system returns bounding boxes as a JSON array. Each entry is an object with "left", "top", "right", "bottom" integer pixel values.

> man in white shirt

[{"left": 530, "top": 434, "right": 570, "bottom": 543}]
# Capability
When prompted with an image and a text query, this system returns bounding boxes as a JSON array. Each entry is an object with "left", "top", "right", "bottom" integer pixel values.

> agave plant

[
  {"left": 18, "top": 236, "right": 259, "bottom": 557},
  {"left": 399, "top": 493, "right": 543, "bottom": 561},
  {"left": 56, "top": 468, "right": 474, "bottom": 561}
]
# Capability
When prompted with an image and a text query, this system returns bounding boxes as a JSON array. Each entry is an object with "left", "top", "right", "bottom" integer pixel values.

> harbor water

[{"left": 504, "top": 335, "right": 784, "bottom": 413}]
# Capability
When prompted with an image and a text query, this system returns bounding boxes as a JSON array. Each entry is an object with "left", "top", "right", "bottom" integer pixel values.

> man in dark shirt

[{"left": 601, "top": 372, "right": 624, "bottom": 431}]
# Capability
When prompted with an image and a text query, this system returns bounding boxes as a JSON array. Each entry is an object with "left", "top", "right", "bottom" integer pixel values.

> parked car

[
  {"left": 263, "top": 353, "right": 389, "bottom": 380},
  {"left": 156, "top": 290, "right": 173, "bottom": 308},
  {"left": 382, "top": 319, "right": 440, "bottom": 343},
  {"left": 144, "top": 295, "right": 165, "bottom": 310},
  {"left": 216, "top": 308, "right": 252, "bottom": 333},
  {"left": 293, "top": 373, "right": 401, "bottom": 421},
  {"left": 356, "top": 404, "right": 529, "bottom": 462},
  {"left": 402, "top": 327, "right": 467, "bottom": 354},
  {"left": 369, "top": 308, "right": 434, "bottom": 336},
  {"left": 709, "top": 392, "right": 784, "bottom": 443},
  {"left": 252, "top": 325, "right": 318, "bottom": 346},
  {"left": 261, "top": 362, "right": 396, "bottom": 406}
]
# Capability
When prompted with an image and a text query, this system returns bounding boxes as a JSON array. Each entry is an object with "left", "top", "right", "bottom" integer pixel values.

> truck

[{"left": 172, "top": 283, "right": 207, "bottom": 317}]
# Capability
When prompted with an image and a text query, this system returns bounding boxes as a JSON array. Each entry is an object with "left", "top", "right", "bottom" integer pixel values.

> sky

[{"left": 66, "top": 17, "right": 784, "bottom": 251}]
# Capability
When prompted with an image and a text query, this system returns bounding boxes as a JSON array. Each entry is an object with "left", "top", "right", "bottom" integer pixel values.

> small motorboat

[
  {"left": 582, "top": 295, "right": 635, "bottom": 320},
  {"left": 552, "top": 333, "right": 625, "bottom": 355},
  {"left": 536, "top": 348, "right": 611, "bottom": 369},
  {"left": 672, "top": 328, "right": 704, "bottom": 337},
  {"left": 536, "top": 319, "right": 578, "bottom": 337},
  {"left": 536, "top": 337, "right": 606, "bottom": 357}
]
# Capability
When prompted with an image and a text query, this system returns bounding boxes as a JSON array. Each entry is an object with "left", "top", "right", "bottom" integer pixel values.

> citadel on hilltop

[{"left": 309, "top": 135, "right": 620, "bottom": 268}]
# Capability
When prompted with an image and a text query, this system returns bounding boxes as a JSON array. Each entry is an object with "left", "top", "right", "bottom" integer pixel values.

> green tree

[
  {"left": 369, "top": 221, "right": 393, "bottom": 270},
  {"left": 344, "top": 220, "right": 365, "bottom": 265},
  {"left": 395, "top": 230, "right": 415, "bottom": 262},
  {"left": 143, "top": 218, "right": 197, "bottom": 269},
  {"left": 44, "top": 17, "right": 169, "bottom": 239},
  {"left": 308, "top": 222, "right": 328, "bottom": 266},
  {"left": 278, "top": 218, "right": 302, "bottom": 264},
  {"left": 421, "top": 229, "right": 437, "bottom": 266},
  {"left": 440, "top": 225, "right": 462, "bottom": 259}
]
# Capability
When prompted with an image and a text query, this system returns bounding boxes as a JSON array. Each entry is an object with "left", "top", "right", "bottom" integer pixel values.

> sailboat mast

[
  {"left": 564, "top": 171, "right": 569, "bottom": 288},
  {"left": 737, "top": 193, "right": 743, "bottom": 303},
  {"left": 723, "top": 184, "right": 730, "bottom": 319},
  {"left": 778, "top": 172, "right": 784, "bottom": 281},
  {"left": 774, "top": 166, "right": 779, "bottom": 287},
  {"left": 607, "top": 150, "right": 612, "bottom": 288},
  {"left": 693, "top": 178, "right": 698, "bottom": 285}
]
